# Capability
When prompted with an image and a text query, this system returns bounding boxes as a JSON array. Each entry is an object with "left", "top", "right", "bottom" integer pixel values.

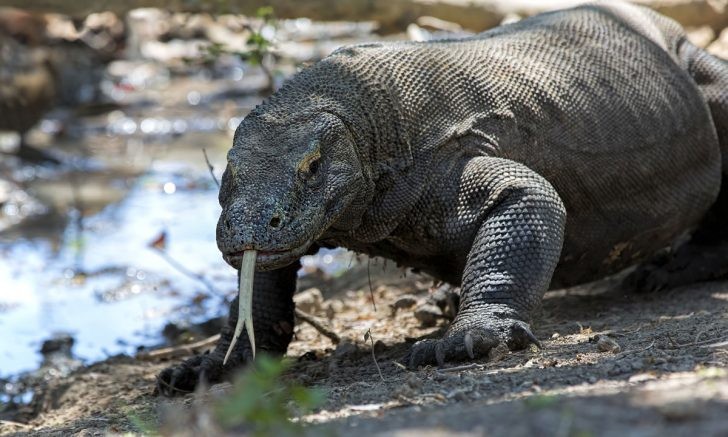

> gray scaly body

[{"left": 158, "top": 1, "right": 728, "bottom": 395}]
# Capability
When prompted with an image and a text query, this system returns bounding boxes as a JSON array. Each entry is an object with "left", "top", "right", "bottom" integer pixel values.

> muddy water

[
  {"left": 0, "top": 92, "right": 350, "bottom": 379},
  {"left": 0, "top": 15, "right": 390, "bottom": 383},
  {"left": 0, "top": 126, "right": 232, "bottom": 377}
]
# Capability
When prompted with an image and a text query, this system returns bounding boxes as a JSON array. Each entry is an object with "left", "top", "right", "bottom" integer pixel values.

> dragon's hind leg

[
  {"left": 680, "top": 41, "right": 728, "bottom": 171},
  {"left": 626, "top": 43, "right": 728, "bottom": 293},
  {"left": 625, "top": 180, "right": 728, "bottom": 292}
]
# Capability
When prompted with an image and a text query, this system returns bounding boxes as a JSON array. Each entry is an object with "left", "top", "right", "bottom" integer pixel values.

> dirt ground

[{"left": 2, "top": 262, "right": 727, "bottom": 436}]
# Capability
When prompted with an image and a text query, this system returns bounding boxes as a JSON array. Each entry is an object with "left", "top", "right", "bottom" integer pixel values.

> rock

[
  {"left": 658, "top": 400, "right": 703, "bottom": 421},
  {"left": 324, "top": 299, "right": 344, "bottom": 320},
  {"left": 294, "top": 287, "right": 324, "bottom": 314},
  {"left": 333, "top": 340, "right": 357, "bottom": 358},
  {"left": 595, "top": 335, "right": 621, "bottom": 353},
  {"left": 390, "top": 294, "right": 418, "bottom": 315},
  {"left": 416, "top": 16, "right": 463, "bottom": 32},
  {"left": 126, "top": 8, "right": 171, "bottom": 59},
  {"left": 414, "top": 303, "right": 443, "bottom": 327},
  {"left": 707, "top": 28, "right": 728, "bottom": 59},
  {"left": 79, "top": 11, "right": 126, "bottom": 59},
  {"left": 0, "top": 7, "right": 47, "bottom": 45},
  {"left": 686, "top": 25, "right": 716, "bottom": 47},
  {"left": 40, "top": 334, "right": 74, "bottom": 355},
  {"left": 488, "top": 341, "right": 509, "bottom": 362},
  {"left": 428, "top": 284, "right": 460, "bottom": 320}
]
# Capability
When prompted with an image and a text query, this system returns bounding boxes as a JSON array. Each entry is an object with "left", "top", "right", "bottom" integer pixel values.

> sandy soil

[{"left": 2, "top": 262, "right": 727, "bottom": 436}]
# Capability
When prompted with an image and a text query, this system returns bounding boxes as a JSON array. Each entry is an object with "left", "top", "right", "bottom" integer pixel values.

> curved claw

[
  {"left": 406, "top": 318, "right": 541, "bottom": 369},
  {"left": 156, "top": 346, "right": 254, "bottom": 397},
  {"left": 510, "top": 321, "right": 542, "bottom": 349},
  {"left": 406, "top": 328, "right": 500, "bottom": 369},
  {"left": 156, "top": 356, "right": 208, "bottom": 397}
]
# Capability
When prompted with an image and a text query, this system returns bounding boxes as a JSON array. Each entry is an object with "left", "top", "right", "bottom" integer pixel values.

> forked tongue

[{"left": 223, "top": 250, "right": 256, "bottom": 365}]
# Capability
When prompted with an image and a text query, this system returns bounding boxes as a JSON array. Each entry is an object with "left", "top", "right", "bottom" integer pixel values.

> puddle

[
  {"left": 0, "top": 14, "right": 386, "bottom": 383},
  {"left": 0, "top": 132, "right": 351, "bottom": 378},
  {"left": 0, "top": 140, "right": 229, "bottom": 376}
]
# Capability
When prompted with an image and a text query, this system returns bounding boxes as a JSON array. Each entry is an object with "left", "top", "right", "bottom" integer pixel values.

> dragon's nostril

[
  {"left": 224, "top": 218, "right": 232, "bottom": 230},
  {"left": 269, "top": 215, "right": 281, "bottom": 228}
]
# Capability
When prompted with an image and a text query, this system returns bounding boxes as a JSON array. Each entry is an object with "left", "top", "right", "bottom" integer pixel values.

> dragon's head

[{"left": 217, "top": 109, "right": 365, "bottom": 270}]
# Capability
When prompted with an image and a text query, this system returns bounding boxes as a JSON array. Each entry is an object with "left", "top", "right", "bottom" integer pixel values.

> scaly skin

[
  {"left": 157, "top": 262, "right": 299, "bottom": 395},
  {"left": 158, "top": 1, "right": 728, "bottom": 394}
]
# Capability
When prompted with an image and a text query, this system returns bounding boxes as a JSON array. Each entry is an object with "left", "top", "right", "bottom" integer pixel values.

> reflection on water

[
  {"left": 0, "top": 13, "right": 381, "bottom": 380},
  {"left": 0, "top": 154, "right": 234, "bottom": 376},
  {"left": 0, "top": 130, "right": 352, "bottom": 378}
]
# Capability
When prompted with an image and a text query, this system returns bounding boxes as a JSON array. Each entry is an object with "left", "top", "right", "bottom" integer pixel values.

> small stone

[
  {"left": 373, "top": 340, "right": 386, "bottom": 354},
  {"left": 294, "top": 288, "right": 324, "bottom": 314},
  {"left": 414, "top": 304, "right": 443, "bottom": 327},
  {"left": 708, "top": 28, "right": 728, "bottom": 60},
  {"left": 659, "top": 401, "right": 703, "bottom": 421},
  {"left": 406, "top": 373, "right": 423, "bottom": 390},
  {"left": 324, "top": 299, "right": 344, "bottom": 320},
  {"left": 596, "top": 335, "right": 621, "bottom": 353},
  {"left": 333, "top": 341, "right": 357, "bottom": 358},
  {"left": 390, "top": 294, "right": 418, "bottom": 314},
  {"left": 488, "top": 342, "right": 509, "bottom": 362},
  {"left": 686, "top": 25, "right": 715, "bottom": 48}
]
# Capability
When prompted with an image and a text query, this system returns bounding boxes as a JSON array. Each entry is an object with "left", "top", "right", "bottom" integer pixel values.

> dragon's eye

[
  {"left": 299, "top": 149, "right": 322, "bottom": 181},
  {"left": 308, "top": 157, "right": 320, "bottom": 175}
]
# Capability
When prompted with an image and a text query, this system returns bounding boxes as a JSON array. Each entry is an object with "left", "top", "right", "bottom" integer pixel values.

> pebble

[
  {"left": 390, "top": 294, "right": 418, "bottom": 314},
  {"left": 488, "top": 342, "right": 510, "bottom": 362},
  {"left": 595, "top": 335, "right": 621, "bottom": 353},
  {"left": 414, "top": 304, "right": 443, "bottom": 327},
  {"left": 294, "top": 287, "right": 324, "bottom": 314},
  {"left": 333, "top": 341, "right": 357, "bottom": 358}
]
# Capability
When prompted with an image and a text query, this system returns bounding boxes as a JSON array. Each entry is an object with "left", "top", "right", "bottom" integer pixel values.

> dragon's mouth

[{"left": 223, "top": 244, "right": 310, "bottom": 269}]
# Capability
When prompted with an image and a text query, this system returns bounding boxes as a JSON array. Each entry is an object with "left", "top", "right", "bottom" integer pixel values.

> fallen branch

[
  {"left": 436, "top": 363, "right": 485, "bottom": 373},
  {"left": 614, "top": 340, "right": 655, "bottom": 360},
  {"left": 152, "top": 247, "right": 226, "bottom": 299},
  {"left": 137, "top": 334, "right": 220, "bottom": 361},
  {"left": 295, "top": 308, "right": 340, "bottom": 344},
  {"left": 700, "top": 339, "right": 728, "bottom": 349},
  {"left": 666, "top": 334, "right": 728, "bottom": 350}
]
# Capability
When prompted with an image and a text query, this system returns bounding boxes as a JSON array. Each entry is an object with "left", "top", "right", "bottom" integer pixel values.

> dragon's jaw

[{"left": 223, "top": 249, "right": 257, "bottom": 365}]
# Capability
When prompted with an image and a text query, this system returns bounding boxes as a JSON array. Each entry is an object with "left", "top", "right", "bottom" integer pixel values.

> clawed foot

[
  {"left": 623, "top": 264, "right": 672, "bottom": 293},
  {"left": 406, "top": 316, "right": 540, "bottom": 368},
  {"left": 156, "top": 347, "right": 253, "bottom": 397},
  {"left": 623, "top": 245, "right": 728, "bottom": 293}
]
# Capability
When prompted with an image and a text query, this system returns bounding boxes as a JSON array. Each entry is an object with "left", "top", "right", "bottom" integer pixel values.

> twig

[
  {"left": 202, "top": 149, "right": 220, "bottom": 188},
  {"left": 666, "top": 334, "right": 728, "bottom": 350},
  {"left": 614, "top": 340, "right": 655, "bottom": 359},
  {"left": 365, "top": 328, "right": 385, "bottom": 382},
  {"left": 152, "top": 248, "right": 226, "bottom": 299},
  {"left": 436, "top": 363, "right": 485, "bottom": 373},
  {"left": 136, "top": 334, "right": 221, "bottom": 361},
  {"left": 667, "top": 332, "right": 679, "bottom": 348},
  {"left": 694, "top": 329, "right": 708, "bottom": 345},
  {"left": 700, "top": 339, "right": 728, "bottom": 349},
  {"left": 295, "top": 308, "right": 340, "bottom": 344}
]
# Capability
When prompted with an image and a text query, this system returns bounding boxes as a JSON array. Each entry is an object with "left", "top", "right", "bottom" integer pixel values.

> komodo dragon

[{"left": 157, "top": 1, "right": 728, "bottom": 395}]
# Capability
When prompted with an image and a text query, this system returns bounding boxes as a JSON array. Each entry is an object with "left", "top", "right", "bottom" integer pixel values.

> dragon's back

[{"left": 324, "top": 2, "right": 721, "bottom": 284}]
